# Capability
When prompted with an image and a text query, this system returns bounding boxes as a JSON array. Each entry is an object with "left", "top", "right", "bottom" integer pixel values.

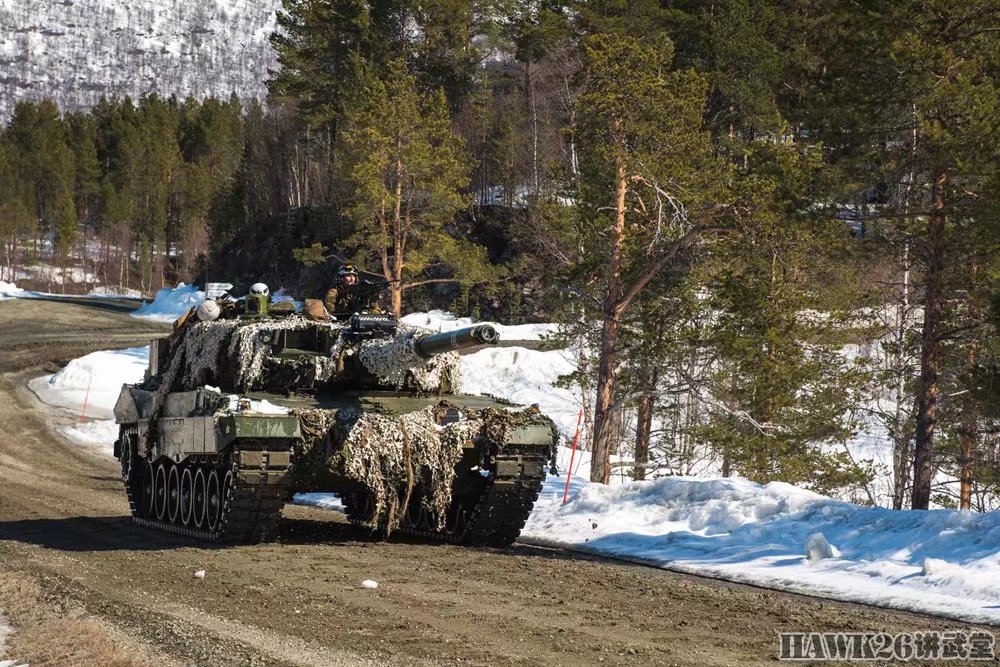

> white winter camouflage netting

[
  {"left": 336, "top": 407, "right": 481, "bottom": 531},
  {"left": 357, "top": 323, "right": 461, "bottom": 392},
  {"left": 153, "top": 316, "right": 460, "bottom": 399}
]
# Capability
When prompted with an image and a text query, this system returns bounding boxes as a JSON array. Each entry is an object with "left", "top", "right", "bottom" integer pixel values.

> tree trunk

[
  {"left": 891, "top": 243, "right": 912, "bottom": 510},
  {"left": 959, "top": 421, "right": 975, "bottom": 510},
  {"left": 911, "top": 166, "right": 948, "bottom": 510},
  {"left": 590, "top": 154, "right": 628, "bottom": 484},
  {"left": 592, "top": 317, "right": 620, "bottom": 484},
  {"left": 634, "top": 317, "right": 664, "bottom": 480},
  {"left": 526, "top": 62, "right": 539, "bottom": 195},
  {"left": 959, "top": 330, "right": 979, "bottom": 510},
  {"left": 391, "top": 284, "right": 403, "bottom": 318},
  {"left": 391, "top": 139, "right": 404, "bottom": 318},
  {"left": 633, "top": 383, "right": 655, "bottom": 481}
]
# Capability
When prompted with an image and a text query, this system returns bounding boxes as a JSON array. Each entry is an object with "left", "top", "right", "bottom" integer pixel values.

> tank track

[
  {"left": 121, "top": 429, "right": 293, "bottom": 543},
  {"left": 344, "top": 447, "right": 547, "bottom": 547}
]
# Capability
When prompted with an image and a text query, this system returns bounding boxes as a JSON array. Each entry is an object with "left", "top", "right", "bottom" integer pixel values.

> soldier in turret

[{"left": 324, "top": 263, "right": 388, "bottom": 319}]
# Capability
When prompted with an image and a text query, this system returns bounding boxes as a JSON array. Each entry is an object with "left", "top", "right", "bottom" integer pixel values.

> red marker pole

[
  {"left": 79, "top": 377, "right": 93, "bottom": 424},
  {"left": 562, "top": 409, "right": 584, "bottom": 505}
]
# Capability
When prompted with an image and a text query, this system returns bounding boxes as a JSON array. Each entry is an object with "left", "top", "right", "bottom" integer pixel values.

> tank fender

[{"left": 114, "top": 385, "right": 154, "bottom": 423}]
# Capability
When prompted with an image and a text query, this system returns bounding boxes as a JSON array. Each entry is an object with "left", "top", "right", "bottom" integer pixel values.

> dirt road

[{"left": 0, "top": 299, "right": 991, "bottom": 666}]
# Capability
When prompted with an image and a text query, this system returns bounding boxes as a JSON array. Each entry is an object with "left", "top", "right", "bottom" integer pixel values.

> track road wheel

[
  {"left": 193, "top": 468, "right": 207, "bottom": 529},
  {"left": 167, "top": 464, "right": 180, "bottom": 523},
  {"left": 154, "top": 463, "right": 168, "bottom": 521},
  {"left": 180, "top": 467, "right": 194, "bottom": 526},
  {"left": 142, "top": 460, "right": 155, "bottom": 518},
  {"left": 206, "top": 469, "right": 221, "bottom": 532}
]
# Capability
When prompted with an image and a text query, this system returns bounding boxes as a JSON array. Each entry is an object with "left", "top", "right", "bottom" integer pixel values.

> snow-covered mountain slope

[{"left": 0, "top": 0, "right": 280, "bottom": 120}]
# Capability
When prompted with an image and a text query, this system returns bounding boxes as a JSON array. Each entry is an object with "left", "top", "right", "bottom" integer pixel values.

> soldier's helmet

[
  {"left": 196, "top": 300, "right": 221, "bottom": 322},
  {"left": 337, "top": 263, "right": 359, "bottom": 284}
]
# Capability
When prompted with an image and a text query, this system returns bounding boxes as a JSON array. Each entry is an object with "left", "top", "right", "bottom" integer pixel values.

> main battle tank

[{"left": 113, "top": 313, "right": 557, "bottom": 545}]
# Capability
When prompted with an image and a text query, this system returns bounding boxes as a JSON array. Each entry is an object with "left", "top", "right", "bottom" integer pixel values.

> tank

[{"left": 112, "top": 313, "right": 557, "bottom": 546}]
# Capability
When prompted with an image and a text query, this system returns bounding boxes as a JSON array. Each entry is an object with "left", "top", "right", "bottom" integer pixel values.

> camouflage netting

[
  {"left": 334, "top": 406, "right": 480, "bottom": 532},
  {"left": 181, "top": 321, "right": 238, "bottom": 388},
  {"left": 226, "top": 317, "right": 340, "bottom": 389},
  {"left": 154, "top": 318, "right": 461, "bottom": 400},
  {"left": 287, "top": 407, "right": 336, "bottom": 489},
  {"left": 357, "top": 324, "right": 461, "bottom": 392},
  {"left": 147, "top": 317, "right": 341, "bottom": 421}
]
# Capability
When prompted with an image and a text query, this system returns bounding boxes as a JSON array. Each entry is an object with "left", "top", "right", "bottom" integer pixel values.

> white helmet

[
  {"left": 249, "top": 282, "right": 269, "bottom": 296},
  {"left": 196, "top": 299, "right": 221, "bottom": 322}
]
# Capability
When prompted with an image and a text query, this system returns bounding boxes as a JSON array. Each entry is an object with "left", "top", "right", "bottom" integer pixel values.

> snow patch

[
  {"left": 28, "top": 347, "right": 148, "bottom": 420},
  {"left": 88, "top": 285, "right": 145, "bottom": 298},
  {"left": 522, "top": 475, "right": 1000, "bottom": 624},
  {"left": 400, "top": 310, "right": 556, "bottom": 341},
  {"left": 292, "top": 493, "right": 345, "bottom": 512},
  {"left": 131, "top": 283, "right": 205, "bottom": 322},
  {"left": 0, "top": 282, "right": 23, "bottom": 300},
  {"left": 921, "top": 557, "right": 952, "bottom": 577},
  {"left": 60, "top": 419, "right": 120, "bottom": 455},
  {"left": 805, "top": 532, "right": 837, "bottom": 562},
  {"left": 0, "top": 608, "right": 23, "bottom": 667}
]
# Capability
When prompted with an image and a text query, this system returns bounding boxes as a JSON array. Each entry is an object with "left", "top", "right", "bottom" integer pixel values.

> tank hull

[{"left": 114, "top": 385, "right": 555, "bottom": 545}]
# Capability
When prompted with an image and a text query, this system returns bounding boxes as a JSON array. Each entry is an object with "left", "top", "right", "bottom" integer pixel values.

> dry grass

[{"left": 0, "top": 573, "right": 178, "bottom": 667}]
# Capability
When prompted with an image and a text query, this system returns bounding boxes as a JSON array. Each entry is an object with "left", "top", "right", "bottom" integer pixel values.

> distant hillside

[{"left": 0, "top": 0, "right": 280, "bottom": 120}]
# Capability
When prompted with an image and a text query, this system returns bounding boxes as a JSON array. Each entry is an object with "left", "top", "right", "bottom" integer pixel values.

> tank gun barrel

[{"left": 414, "top": 325, "right": 499, "bottom": 358}]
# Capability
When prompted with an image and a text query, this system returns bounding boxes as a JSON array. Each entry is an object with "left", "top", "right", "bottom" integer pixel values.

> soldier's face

[{"left": 342, "top": 274, "right": 357, "bottom": 286}]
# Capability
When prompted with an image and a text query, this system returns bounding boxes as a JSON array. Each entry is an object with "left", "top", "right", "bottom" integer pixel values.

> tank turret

[{"left": 113, "top": 312, "right": 557, "bottom": 545}]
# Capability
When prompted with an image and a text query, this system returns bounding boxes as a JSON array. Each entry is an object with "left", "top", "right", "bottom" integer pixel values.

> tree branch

[
  {"left": 616, "top": 222, "right": 729, "bottom": 315},
  {"left": 402, "top": 277, "right": 468, "bottom": 290},
  {"left": 561, "top": 284, "right": 604, "bottom": 310}
]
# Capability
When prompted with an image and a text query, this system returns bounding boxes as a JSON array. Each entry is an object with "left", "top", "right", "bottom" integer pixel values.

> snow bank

[
  {"left": 28, "top": 346, "right": 148, "bottom": 455},
  {"left": 88, "top": 285, "right": 145, "bottom": 298},
  {"left": 461, "top": 346, "right": 581, "bottom": 441},
  {"left": 131, "top": 283, "right": 205, "bottom": 322},
  {"left": 59, "top": 420, "right": 122, "bottom": 454},
  {"left": 0, "top": 281, "right": 23, "bottom": 300},
  {"left": 28, "top": 346, "right": 149, "bottom": 420},
  {"left": 523, "top": 475, "right": 1000, "bottom": 625},
  {"left": 293, "top": 493, "right": 345, "bottom": 512},
  {"left": 1, "top": 280, "right": 146, "bottom": 302}
]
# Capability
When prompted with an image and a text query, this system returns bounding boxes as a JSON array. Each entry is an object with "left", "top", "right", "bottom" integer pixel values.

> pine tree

[
  {"left": 572, "top": 33, "right": 732, "bottom": 483},
  {"left": 66, "top": 112, "right": 100, "bottom": 286},
  {"left": 118, "top": 95, "right": 183, "bottom": 290},
  {"left": 695, "top": 150, "right": 875, "bottom": 496},
  {"left": 808, "top": 0, "right": 1000, "bottom": 509},
  {"left": 339, "top": 61, "right": 487, "bottom": 316},
  {"left": 0, "top": 139, "right": 33, "bottom": 282},
  {"left": 5, "top": 101, "right": 78, "bottom": 288}
]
